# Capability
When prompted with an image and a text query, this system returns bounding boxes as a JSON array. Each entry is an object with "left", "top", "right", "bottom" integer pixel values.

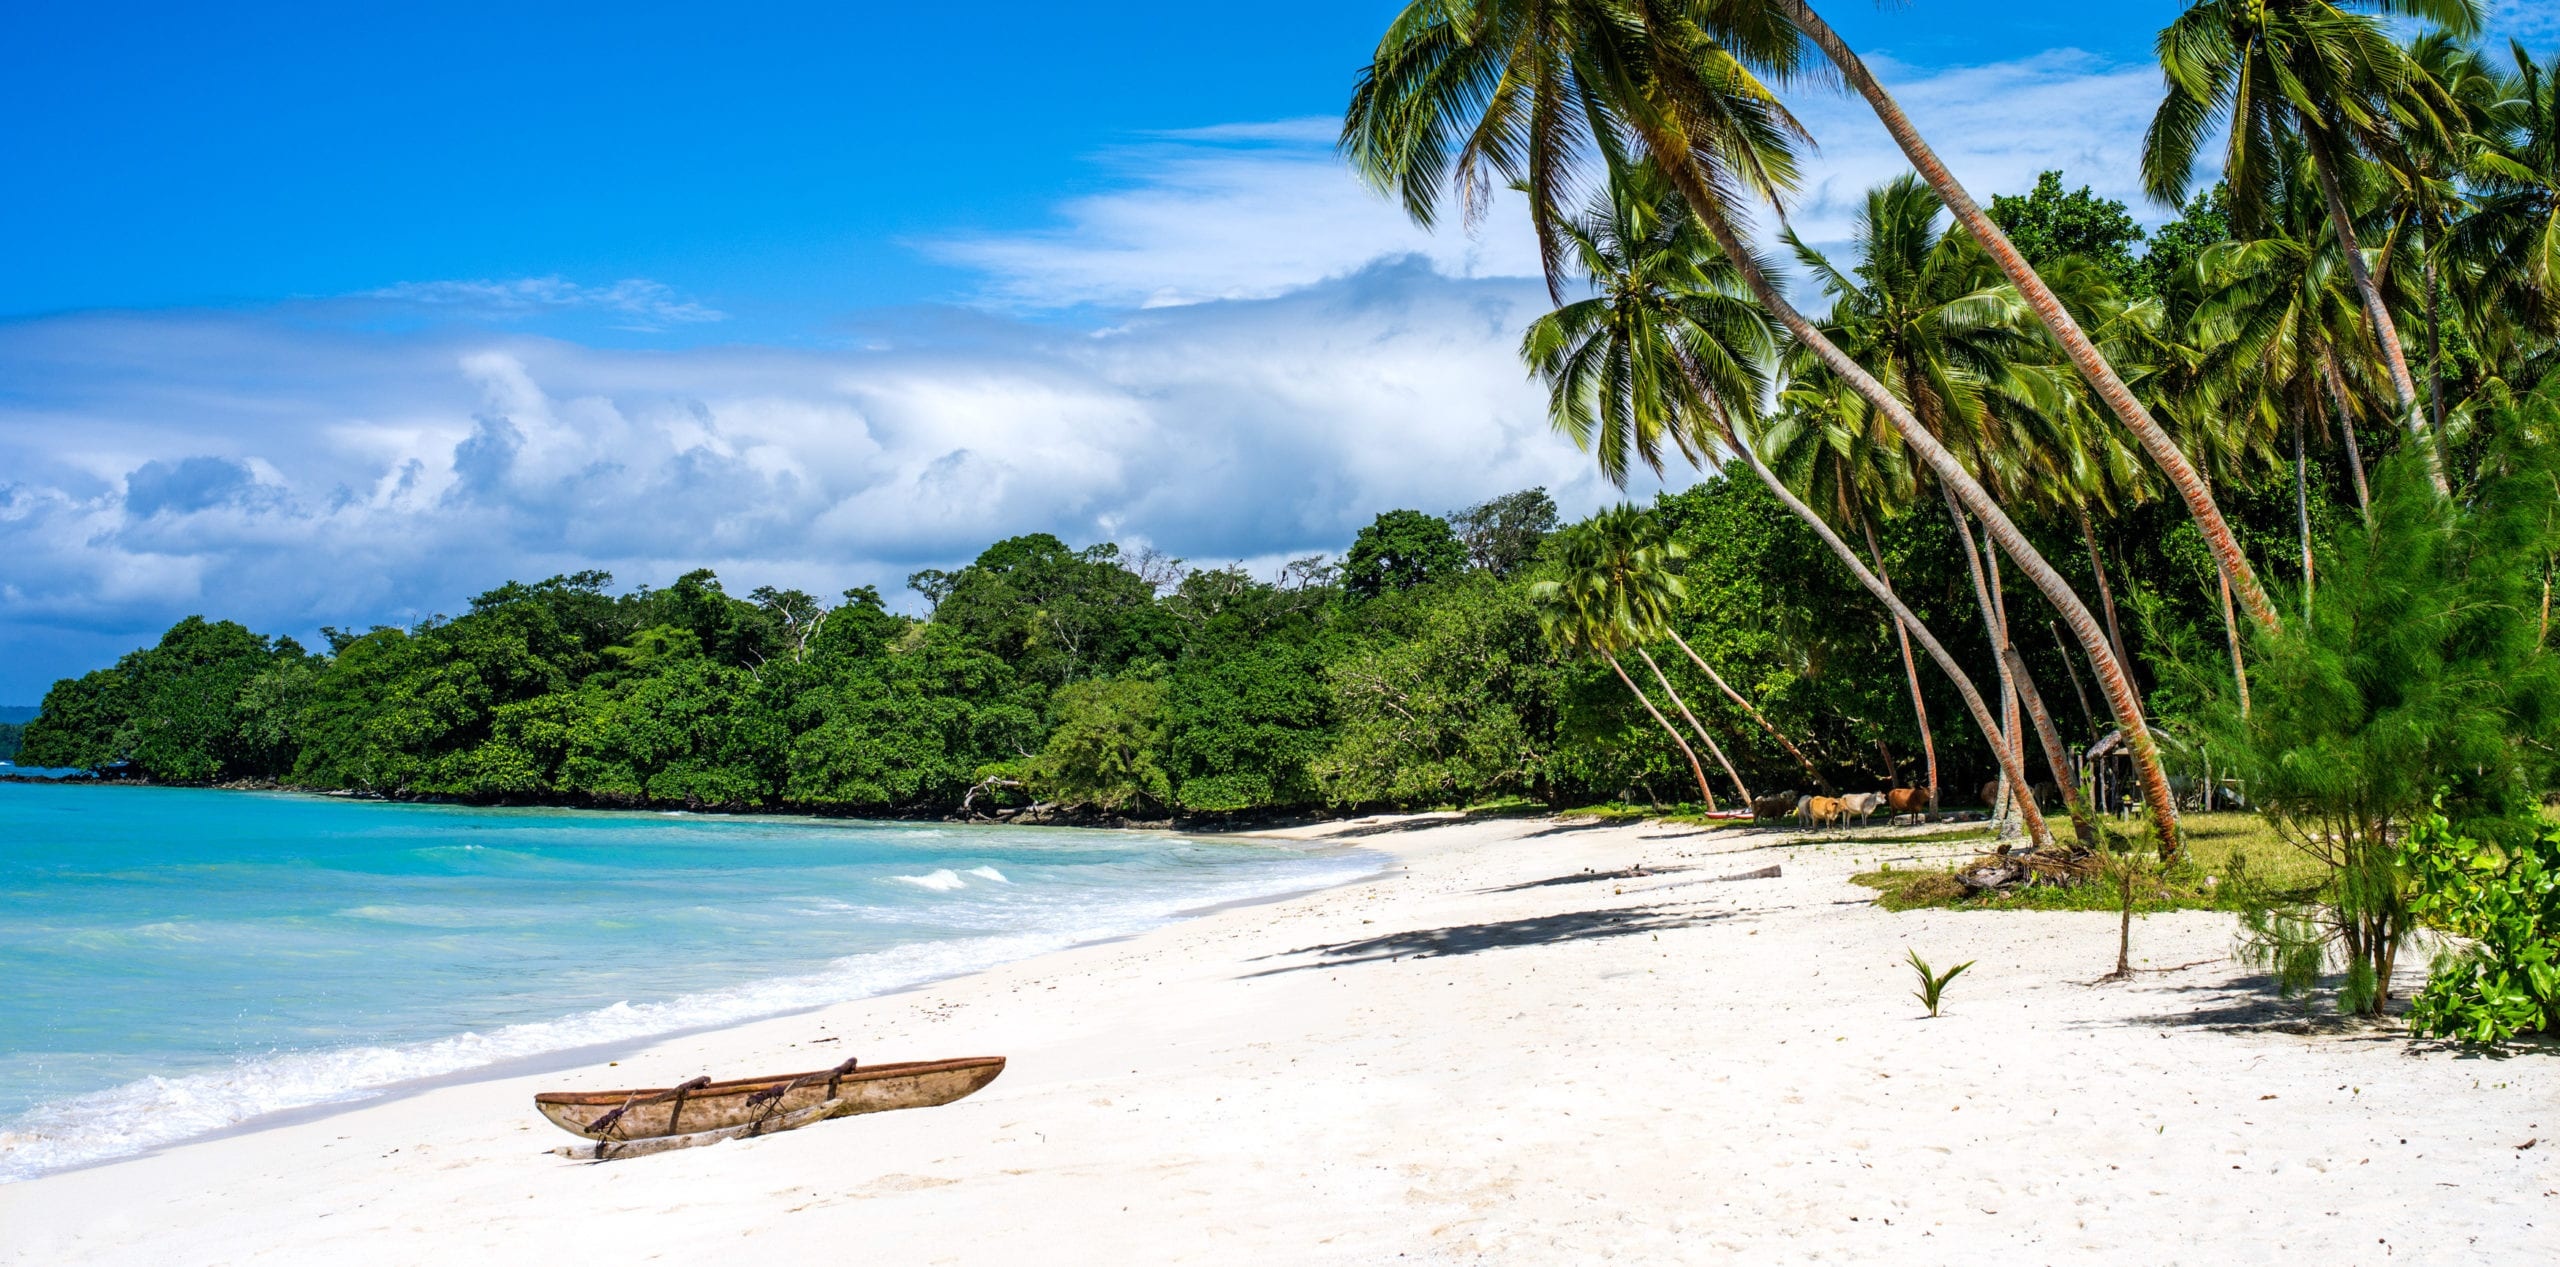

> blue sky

[
  {"left": 1, "top": 2, "right": 2541, "bottom": 700},
  {"left": 4, "top": 2, "right": 2172, "bottom": 331}
]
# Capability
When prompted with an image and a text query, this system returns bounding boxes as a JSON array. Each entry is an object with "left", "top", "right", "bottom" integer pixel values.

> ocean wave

[
  {"left": 63, "top": 921, "right": 207, "bottom": 951},
  {"left": 967, "top": 866, "right": 1010, "bottom": 884},
  {"left": 0, "top": 929, "right": 1055, "bottom": 1182},
  {"left": 0, "top": 846, "right": 1379, "bottom": 1183},
  {"left": 888, "top": 869, "right": 968, "bottom": 891},
  {"left": 334, "top": 904, "right": 510, "bottom": 928}
]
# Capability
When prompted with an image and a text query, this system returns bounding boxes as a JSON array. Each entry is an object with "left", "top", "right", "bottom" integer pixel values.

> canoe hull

[
  {"left": 534, "top": 1056, "right": 1004, "bottom": 1140},
  {"left": 549, "top": 1098, "right": 848, "bottom": 1162}
]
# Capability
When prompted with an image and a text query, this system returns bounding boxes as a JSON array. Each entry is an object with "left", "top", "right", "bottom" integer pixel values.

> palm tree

[
  {"left": 1787, "top": 176, "right": 2061, "bottom": 813},
  {"left": 1608, "top": 504, "right": 1834, "bottom": 796},
  {"left": 1763, "top": 0, "right": 2285, "bottom": 636},
  {"left": 2133, "top": 240, "right": 2299, "bottom": 701},
  {"left": 2143, "top": 0, "right": 2486, "bottom": 494},
  {"left": 2000, "top": 642, "right": 2102, "bottom": 849},
  {"left": 1515, "top": 171, "right": 1831, "bottom": 796},
  {"left": 1560, "top": 506, "right": 1756, "bottom": 805},
  {"left": 1518, "top": 162, "right": 2056, "bottom": 849},
  {"left": 2380, "top": 31, "right": 2501, "bottom": 437},
  {"left": 1345, "top": 1, "right": 2168, "bottom": 852},
  {"left": 1757, "top": 380, "right": 1935, "bottom": 805},
  {"left": 2449, "top": 43, "right": 2560, "bottom": 378},
  {"left": 1784, "top": 177, "right": 2060, "bottom": 493},
  {"left": 2188, "top": 157, "right": 2395, "bottom": 598},
  {"left": 1529, "top": 528, "right": 1722, "bottom": 810}
]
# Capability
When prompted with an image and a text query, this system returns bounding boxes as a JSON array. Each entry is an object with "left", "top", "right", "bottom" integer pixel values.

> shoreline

[
  {"left": 0, "top": 805, "right": 1388, "bottom": 1185},
  {"left": 24, "top": 847, "right": 1401, "bottom": 1184},
  {"left": 0, "top": 771, "right": 1430, "bottom": 835},
  {"left": 4, "top": 812, "right": 2549, "bottom": 1263}
]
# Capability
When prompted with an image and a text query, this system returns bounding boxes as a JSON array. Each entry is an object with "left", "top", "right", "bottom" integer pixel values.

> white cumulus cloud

[
  {"left": 1777, "top": 49, "right": 2180, "bottom": 248},
  {"left": 931, "top": 50, "right": 2176, "bottom": 310},
  {"left": 0, "top": 47, "right": 2179, "bottom": 696},
  {"left": 0, "top": 263, "right": 1669, "bottom": 697},
  {"left": 926, "top": 123, "right": 1543, "bottom": 309}
]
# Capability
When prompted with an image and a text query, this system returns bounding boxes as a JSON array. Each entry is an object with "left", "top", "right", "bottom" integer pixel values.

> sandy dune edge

[{"left": 3, "top": 814, "right": 2550, "bottom": 1264}]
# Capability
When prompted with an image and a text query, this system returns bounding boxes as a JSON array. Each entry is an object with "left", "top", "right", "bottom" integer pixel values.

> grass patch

[
  {"left": 1849, "top": 812, "right": 2325, "bottom": 914},
  {"left": 1842, "top": 826, "right": 1999, "bottom": 848},
  {"left": 1857, "top": 866, "right": 1972, "bottom": 911},
  {"left": 1555, "top": 801, "right": 1755, "bottom": 828},
  {"left": 1653, "top": 811, "right": 1760, "bottom": 829},
  {"left": 2173, "top": 812, "right": 2327, "bottom": 889},
  {"left": 1449, "top": 795, "right": 1547, "bottom": 817},
  {"left": 1555, "top": 802, "right": 1656, "bottom": 822}
]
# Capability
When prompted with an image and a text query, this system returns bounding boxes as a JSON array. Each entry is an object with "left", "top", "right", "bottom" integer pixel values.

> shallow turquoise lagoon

[{"left": 0, "top": 784, "right": 1373, "bottom": 1180}]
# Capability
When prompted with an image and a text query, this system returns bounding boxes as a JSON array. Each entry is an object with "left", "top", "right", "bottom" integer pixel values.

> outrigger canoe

[{"left": 536, "top": 1056, "right": 1005, "bottom": 1160}]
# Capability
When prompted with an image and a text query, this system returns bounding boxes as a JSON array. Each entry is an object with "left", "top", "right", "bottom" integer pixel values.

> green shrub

[{"left": 2401, "top": 814, "right": 2560, "bottom": 1043}]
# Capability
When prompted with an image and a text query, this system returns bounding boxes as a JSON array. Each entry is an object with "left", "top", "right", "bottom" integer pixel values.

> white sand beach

[{"left": 3, "top": 813, "right": 2551, "bottom": 1264}]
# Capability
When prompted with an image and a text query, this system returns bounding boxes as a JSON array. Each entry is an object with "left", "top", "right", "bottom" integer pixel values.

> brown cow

[
  {"left": 1751, "top": 792, "right": 1798, "bottom": 822},
  {"left": 1796, "top": 795, "right": 1844, "bottom": 830},
  {"left": 1885, "top": 787, "right": 1928, "bottom": 814}
]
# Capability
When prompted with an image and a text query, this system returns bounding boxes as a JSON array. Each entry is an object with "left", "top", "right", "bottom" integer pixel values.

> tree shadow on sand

[
  {"left": 1517, "top": 819, "right": 1632, "bottom": 839},
  {"left": 1478, "top": 864, "right": 1699, "bottom": 893},
  {"left": 2108, "top": 978, "right": 2560, "bottom": 1058},
  {"left": 2073, "top": 974, "right": 2408, "bottom": 1042},
  {"left": 1316, "top": 816, "right": 1477, "bottom": 839},
  {"left": 1242, "top": 903, "right": 1728, "bottom": 976}
]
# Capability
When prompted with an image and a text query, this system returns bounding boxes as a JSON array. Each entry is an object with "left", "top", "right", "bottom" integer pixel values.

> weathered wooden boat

[
  {"left": 535, "top": 1056, "right": 1005, "bottom": 1159},
  {"left": 546, "top": 1097, "right": 855, "bottom": 1161}
]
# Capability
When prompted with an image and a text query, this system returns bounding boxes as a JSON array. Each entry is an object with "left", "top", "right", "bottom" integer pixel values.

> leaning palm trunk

[
  {"left": 1660, "top": 629, "right": 1828, "bottom": 795},
  {"left": 2293, "top": 413, "right": 2315, "bottom": 617},
  {"left": 1776, "top": 0, "right": 2281, "bottom": 635},
  {"left": 1698, "top": 395, "right": 2056, "bottom": 851},
  {"left": 2075, "top": 503, "right": 2133, "bottom": 674},
  {"left": 1603, "top": 650, "right": 1717, "bottom": 810},
  {"left": 2219, "top": 569, "right": 2253, "bottom": 717},
  {"left": 2423, "top": 244, "right": 2446, "bottom": 438},
  {"left": 2321, "top": 350, "right": 2372, "bottom": 520},
  {"left": 1639, "top": 135, "right": 2180, "bottom": 857},
  {"left": 1946, "top": 489, "right": 2020, "bottom": 819},
  {"left": 1861, "top": 515, "right": 1938, "bottom": 810},
  {"left": 2309, "top": 151, "right": 2449, "bottom": 494},
  {"left": 1985, "top": 516, "right": 2027, "bottom": 818},
  {"left": 2048, "top": 620, "right": 2099, "bottom": 735},
  {"left": 1636, "top": 646, "right": 1751, "bottom": 806},
  {"left": 2001, "top": 644, "right": 2098, "bottom": 849}
]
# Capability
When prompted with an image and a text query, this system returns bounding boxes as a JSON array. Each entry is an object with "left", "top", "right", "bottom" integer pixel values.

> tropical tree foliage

[
  {"left": 2170, "top": 404, "right": 2560, "bottom": 1014},
  {"left": 24, "top": 2, "right": 2560, "bottom": 1028}
]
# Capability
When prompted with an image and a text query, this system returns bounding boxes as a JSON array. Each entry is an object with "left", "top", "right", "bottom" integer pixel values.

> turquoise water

[{"left": 0, "top": 784, "right": 1374, "bottom": 1180}]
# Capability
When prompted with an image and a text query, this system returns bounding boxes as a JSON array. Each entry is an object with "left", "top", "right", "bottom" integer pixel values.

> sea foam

[
  {"left": 0, "top": 798, "right": 1379, "bottom": 1183},
  {"left": 0, "top": 930, "right": 1074, "bottom": 1181},
  {"left": 888, "top": 868, "right": 969, "bottom": 891}
]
